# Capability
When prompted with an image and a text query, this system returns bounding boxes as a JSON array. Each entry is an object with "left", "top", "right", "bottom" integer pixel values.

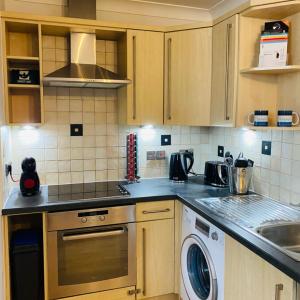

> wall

[{"left": 209, "top": 127, "right": 300, "bottom": 206}]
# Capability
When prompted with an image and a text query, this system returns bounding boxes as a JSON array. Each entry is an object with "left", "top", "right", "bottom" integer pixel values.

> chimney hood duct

[{"left": 43, "top": 1, "right": 130, "bottom": 89}]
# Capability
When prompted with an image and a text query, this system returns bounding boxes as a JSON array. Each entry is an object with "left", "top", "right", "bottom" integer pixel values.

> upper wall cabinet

[
  {"left": 211, "top": 15, "right": 239, "bottom": 127},
  {"left": 164, "top": 28, "right": 212, "bottom": 126},
  {"left": 118, "top": 30, "right": 164, "bottom": 126}
]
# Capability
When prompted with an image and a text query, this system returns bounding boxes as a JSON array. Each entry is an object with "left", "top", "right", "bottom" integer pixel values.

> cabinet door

[
  {"left": 164, "top": 28, "right": 212, "bottom": 126},
  {"left": 211, "top": 15, "right": 238, "bottom": 126},
  {"left": 121, "top": 30, "right": 164, "bottom": 125},
  {"left": 137, "top": 219, "right": 175, "bottom": 299},
  {"left": 225, "top": 235, "right": 295, "bottom": 300}
]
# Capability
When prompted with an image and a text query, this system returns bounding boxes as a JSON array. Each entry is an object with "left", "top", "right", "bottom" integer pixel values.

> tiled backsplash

[
  {"left": 209, "top": 127, "right": 300, "bottom": 205},
  {"left": 8, "top": 123, "right": 210, "bottom": 185},
  {"left": 5, "top": 124, "right": 300, "bottom": 206}
]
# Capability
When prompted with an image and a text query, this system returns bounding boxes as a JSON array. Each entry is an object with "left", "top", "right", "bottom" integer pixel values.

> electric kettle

[{"left": 169, "top": 151, "right": 194, "bottom": 182}]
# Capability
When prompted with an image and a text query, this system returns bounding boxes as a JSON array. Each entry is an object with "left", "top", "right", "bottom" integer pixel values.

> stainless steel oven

[{"left": 47, "top": 205, "right": 136, "bottom": 299}]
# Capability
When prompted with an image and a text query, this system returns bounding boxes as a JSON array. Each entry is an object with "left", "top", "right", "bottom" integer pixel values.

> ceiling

[{"left": 131, "top": 0, "right": 224, "bottom": 10}]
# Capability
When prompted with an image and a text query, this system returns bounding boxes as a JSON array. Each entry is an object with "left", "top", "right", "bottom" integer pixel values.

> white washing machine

[{"left": 180, "top": 205, "right": 225, "bottom": 300}]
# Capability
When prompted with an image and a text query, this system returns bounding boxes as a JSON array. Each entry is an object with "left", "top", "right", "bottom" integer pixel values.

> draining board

[{"left": 196, "top": 194, "right": 300, "bottom": 229}]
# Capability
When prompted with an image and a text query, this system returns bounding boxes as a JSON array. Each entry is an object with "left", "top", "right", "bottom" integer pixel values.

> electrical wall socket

[
  {"left": 146, "top": 151, "right": 156, "bottom": 160},
  {"left": 156, "top": 151, "right": 166, "bottom": 160}
]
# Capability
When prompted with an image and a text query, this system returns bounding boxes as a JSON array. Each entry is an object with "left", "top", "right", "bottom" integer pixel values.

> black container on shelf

[
  {"left": 10, "top": 229, "right": 43, "bottom": 300},
  {"left": 9, "top": 69, "right": 40, "bottom": 85}
]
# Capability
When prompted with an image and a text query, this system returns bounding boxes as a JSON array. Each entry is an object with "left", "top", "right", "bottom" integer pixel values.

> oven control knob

[
  {"left": 211, "top": 232, "right": 218, "bottom": 241},
  {"left": 81, "top": 217, "right": 87, "bottom": 223},
  {"left": 99, "top": 215, "right": 106, "bottom": 221}
]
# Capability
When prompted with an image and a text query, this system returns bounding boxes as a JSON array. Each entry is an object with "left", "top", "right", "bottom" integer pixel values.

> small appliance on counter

[
  {"left": 227, "top": 153, "right": 254, "bottom": 195},
  {"left": 20, "top": 157, "right": 40, "bottom": 197},
  {"left": 169, "top": 150, "right": 194, "bottom": 182},
  {"left": 204, "top": 161, "right": 229, "bottom": 187}
]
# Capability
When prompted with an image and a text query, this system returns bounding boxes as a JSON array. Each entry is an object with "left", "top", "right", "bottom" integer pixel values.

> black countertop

[{"left": 3, "top": 177, "right": 300, "bottom": 283}]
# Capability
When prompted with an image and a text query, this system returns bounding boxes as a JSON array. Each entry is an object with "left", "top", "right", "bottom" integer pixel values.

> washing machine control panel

[{"left": 195, "top": 215, "right": 224, "bottom": 245}]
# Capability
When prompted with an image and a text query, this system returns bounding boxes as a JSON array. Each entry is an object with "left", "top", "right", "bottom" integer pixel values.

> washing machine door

[{"left": 181, "top": 234, "right": 217, "bottom": 300}]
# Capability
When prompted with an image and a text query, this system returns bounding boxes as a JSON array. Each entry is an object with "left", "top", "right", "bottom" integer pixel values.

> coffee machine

[{"left": 227, "top": 153, "right": 254, "bottom": 194}]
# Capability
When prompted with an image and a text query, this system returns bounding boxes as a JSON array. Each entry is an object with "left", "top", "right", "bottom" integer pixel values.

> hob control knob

[
  {"left": 211, "top": 232, "right": 218, "bottom": 241},
  {"left": 81, "top": 217, "right": 87, "bottom": 223},
  {"left": 99, "top": 215, "right": 106, "bottom": 221}
]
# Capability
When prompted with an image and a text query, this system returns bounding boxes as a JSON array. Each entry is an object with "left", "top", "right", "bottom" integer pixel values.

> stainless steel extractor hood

[{"left": 43, "top": 32, "right": 130, "bottom": 89}]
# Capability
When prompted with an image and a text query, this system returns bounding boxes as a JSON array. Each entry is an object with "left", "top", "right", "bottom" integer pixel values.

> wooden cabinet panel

[
  {"left": 119, "top": 30, "right": 164, "bottom": 125},
  {"left": 164, "top": 28, "right": 212, "bottom": 126},
  {"left": 136, "top": 219, "right": 175, "bottom": 299},
  {"left": 211, "top": 15, "right": 238, "bottom": 126},
  {"left": 58, "top": 287, "right": 136, "bottom": 300},
  {"left": 136, "top": 200, "right": 175, "bottom": 222},
  {"left": 225, "top": 235, "right": 296, "bottom": 300}
]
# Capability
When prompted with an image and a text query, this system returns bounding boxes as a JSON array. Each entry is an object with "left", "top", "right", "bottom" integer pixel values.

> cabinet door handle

[
  {"left": 224, "top": 23, "right": 232, "bottom": 121},
  {"left": 275, "top": 283, "right": 283, "bottom": 300},
  {"left": 132, "top": 35, "right": 137, "bottom": 120},
  {"left": 142, "top": 208, "right": 170, "bottom": 214},
  {"left": 142, "top": 227, "right": 146, "bottom": 296},
  {"left": 167, "top": 38, "right": 172, "bottom": 120}
]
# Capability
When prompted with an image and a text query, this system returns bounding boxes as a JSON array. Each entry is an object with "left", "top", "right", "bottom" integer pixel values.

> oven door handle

[{"left": 62, "top": 228, "right": 126, "bottom": 241}]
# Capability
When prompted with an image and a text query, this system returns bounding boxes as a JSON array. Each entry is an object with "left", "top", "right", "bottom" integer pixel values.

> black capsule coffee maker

[{"left": 20, "top": 158, "right": 40, "bottom": 197}]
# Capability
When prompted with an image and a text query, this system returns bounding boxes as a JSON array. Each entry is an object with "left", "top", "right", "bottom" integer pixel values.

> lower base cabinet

[
  {"left": 225, "top": 235, "right": 296, "bottom": 300},
  {"left": 58, "top": 287, "right": 136, "bottom": 300},
  {"left": 136, "top": 218, "right": 175, "bottom": 299}
]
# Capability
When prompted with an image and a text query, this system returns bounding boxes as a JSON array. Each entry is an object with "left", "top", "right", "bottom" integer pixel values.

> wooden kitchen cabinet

[
  {"left": 211, "top": 15, "right": 238, "bottom": 126},
  {"left": 136, "top": 218, "right": 175, "bottom": 299},
  {"left": 225, "top": 235, "right": 296, "bottom": 300},
  {"left": 118, "top": 30, "right": 164, "bottom": 125},
  {"left": 164, "top": 28, "right": 212, "bottom": 126}
]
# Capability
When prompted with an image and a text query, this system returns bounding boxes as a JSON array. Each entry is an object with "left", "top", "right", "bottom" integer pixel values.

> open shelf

[
  {"left": 240, "top": 65, "right": 300, "bottom": 75},
  {"left": 242, "top": 1, "right": 300, "bottom": 20},
  {"left": 236, "top": 8, "right": 300, "bottom": 128},
  {"left": 4, "top": 21, "right": 43, "bottom": 124},
  {"left": 8, "top": 88, "right": 41, "bottom": 124},
  {"left": 8, "top": 84, "right": 40, "bottom": 89},
  {"left": 7, "top": 55, "right": 39, "bottom": 62},
  {"left": 246, "top": 126, "right": 300, "bottom": 131}
]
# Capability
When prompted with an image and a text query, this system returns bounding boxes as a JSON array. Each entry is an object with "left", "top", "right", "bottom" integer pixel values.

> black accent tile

[
  {"left": 262, "top": 141, "right": 272, "bottom": 155},
  {"left": 70, "top": 124, "right": 83, "bottom": 136},
  {"left": 161, "top": 135, "right": 171, "bottom": 146}
]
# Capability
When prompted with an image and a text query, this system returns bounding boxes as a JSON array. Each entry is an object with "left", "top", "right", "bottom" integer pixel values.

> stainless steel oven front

[{"left": 47, "top": 205, "right": 136, "bottom": 299}]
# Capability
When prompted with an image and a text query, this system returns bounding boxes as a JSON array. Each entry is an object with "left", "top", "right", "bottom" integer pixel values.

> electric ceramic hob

[{"left": 47, "top": 181, "right": 130, "bottom": 202}]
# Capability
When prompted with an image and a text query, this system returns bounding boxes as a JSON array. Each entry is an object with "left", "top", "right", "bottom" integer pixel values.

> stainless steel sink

[{"left": 256, "top": 222, "right": 300, "bottom": 261}]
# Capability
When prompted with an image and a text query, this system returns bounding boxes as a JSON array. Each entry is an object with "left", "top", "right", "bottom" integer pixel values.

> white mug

[
  {"left": 277, "top": 110, "right": 299, "bottom": 127},
  {"left": 248, "top": 110, "right": 269, "bottom": 127}
]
